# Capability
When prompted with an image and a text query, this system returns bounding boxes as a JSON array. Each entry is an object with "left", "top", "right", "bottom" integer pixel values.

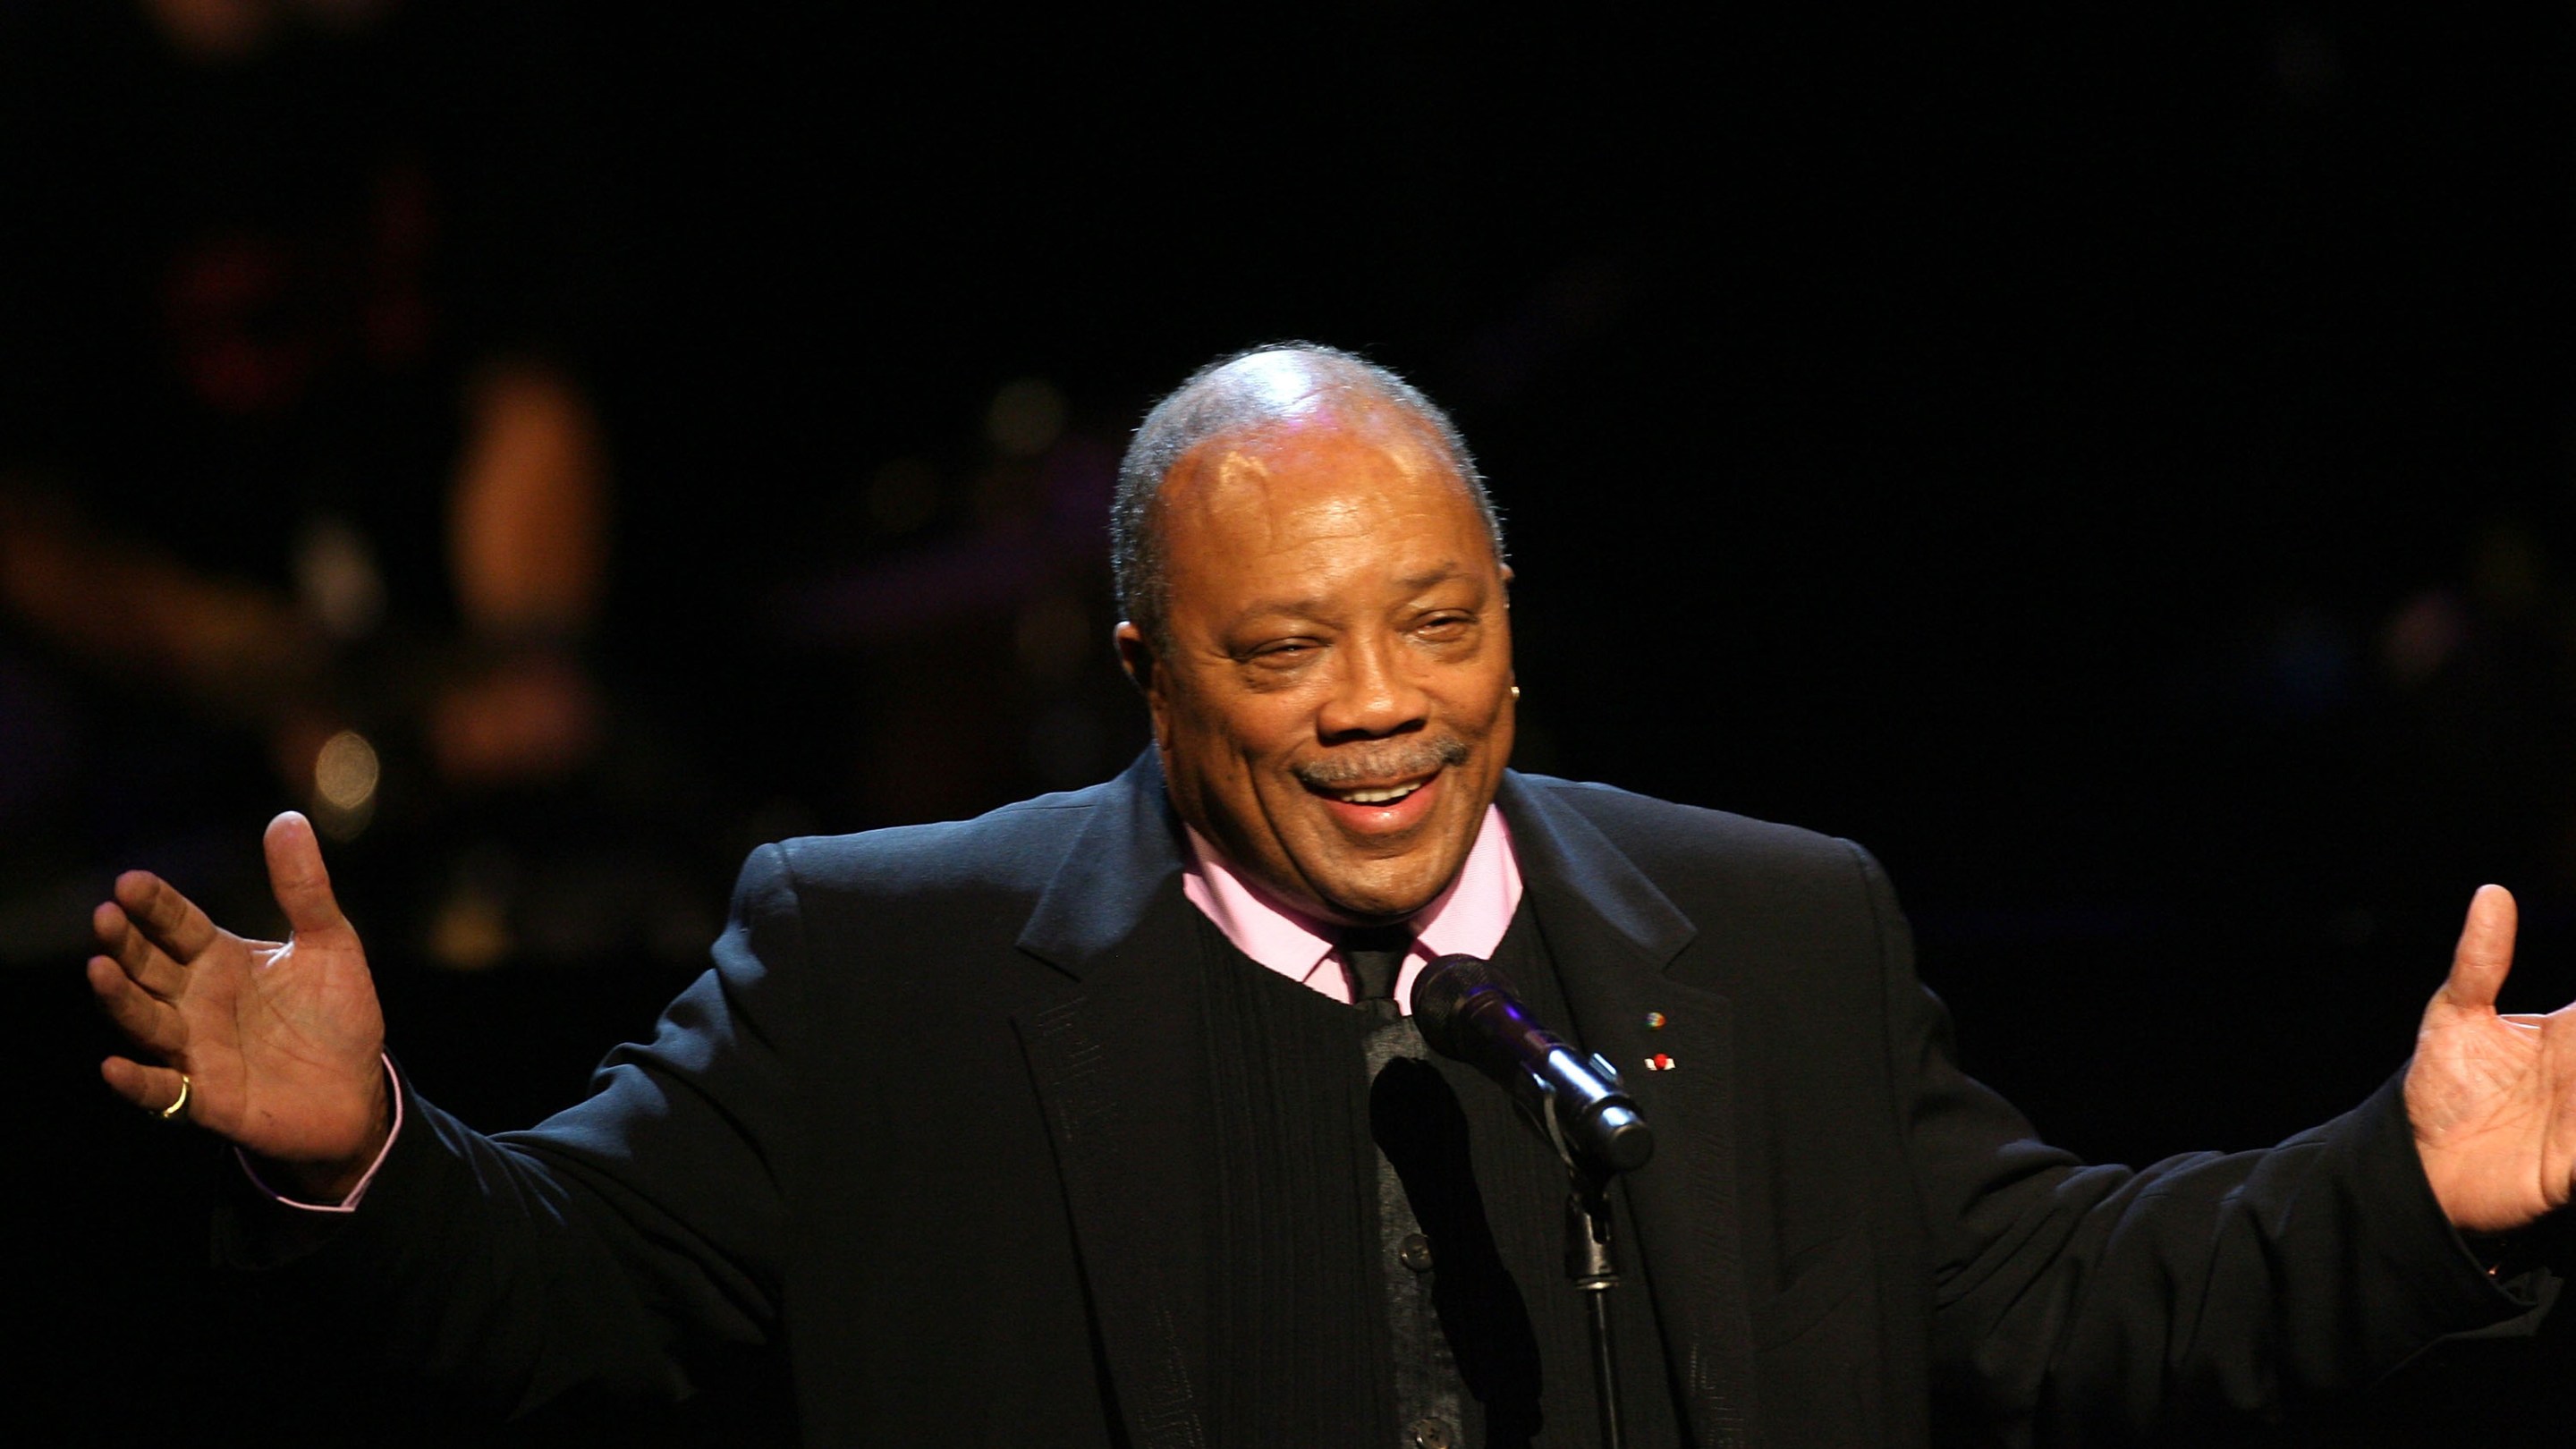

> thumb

[
  {"left": 2437, "top": 883, "right": 2519, "bottom": 1013},
  {"left": 263, "top": 810, "right": 350, "bottom": 939}
]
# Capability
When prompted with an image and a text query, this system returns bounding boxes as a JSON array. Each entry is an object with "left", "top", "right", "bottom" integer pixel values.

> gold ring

[{"left": 158, "top": 1072, "right": 191, "bottom": 1123}]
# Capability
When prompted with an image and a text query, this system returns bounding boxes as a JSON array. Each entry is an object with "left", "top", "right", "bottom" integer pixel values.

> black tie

[{"left": 1340, "top": 925, "right": 1413, "bottom": 1022}]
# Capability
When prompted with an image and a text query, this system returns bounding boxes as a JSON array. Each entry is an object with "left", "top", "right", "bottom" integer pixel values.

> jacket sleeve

[
  {"left": 215, "top": 842, "right": 809, "bottom": 1417},
  {"left": 1850, "top": 843, "right": 2554, "bottom": 1445}
]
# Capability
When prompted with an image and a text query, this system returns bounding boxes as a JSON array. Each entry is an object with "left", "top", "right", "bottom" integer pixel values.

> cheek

[
  {"left": 1439, "top": 675, "right": 1514, "bottom": 740},
  {"left": 1163, "top": 697, "right": 1285, "bottom": 807},
  {"left": 1181, "top": 685, "right": 1309, "bottom": 762}
]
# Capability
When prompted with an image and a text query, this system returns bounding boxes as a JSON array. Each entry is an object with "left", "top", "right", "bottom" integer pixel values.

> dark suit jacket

[{"left": 238, "top": 754, "right": 2546, "bottom": 1446}]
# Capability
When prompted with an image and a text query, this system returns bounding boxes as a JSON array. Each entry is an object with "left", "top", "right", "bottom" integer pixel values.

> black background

[{"left": 13, "top": 5, "right": 2576, "bottom": 1444}]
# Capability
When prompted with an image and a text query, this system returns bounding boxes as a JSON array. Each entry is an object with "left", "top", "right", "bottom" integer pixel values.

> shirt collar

[{"left": 1179, "top": 804, "right": 1522, "bottom": 1010}]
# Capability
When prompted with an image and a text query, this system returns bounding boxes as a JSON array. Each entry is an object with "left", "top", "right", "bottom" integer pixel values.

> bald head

[{"left": 1112, "top": 343, "right": 1502, "bottom": 648}]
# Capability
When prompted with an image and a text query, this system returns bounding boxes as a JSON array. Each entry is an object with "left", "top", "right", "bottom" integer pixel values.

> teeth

[{"left": 1338, "top": 783, "right": 1420, "bottom": 805}]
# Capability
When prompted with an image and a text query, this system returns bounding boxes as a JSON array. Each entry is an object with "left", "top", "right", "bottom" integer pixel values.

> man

[{"left": 89, "top": 344, "right": 2576, "bottom": 1445}]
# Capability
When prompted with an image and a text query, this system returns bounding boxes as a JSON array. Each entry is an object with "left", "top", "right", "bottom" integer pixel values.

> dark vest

[{"left": 1191, "top": 905, "right": 1687, "bottom": 1448}]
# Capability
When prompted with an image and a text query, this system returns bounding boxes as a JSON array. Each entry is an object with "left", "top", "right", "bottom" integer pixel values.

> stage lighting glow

[{"left": 314, "top": 729, "right": 380, "bottom": 812}]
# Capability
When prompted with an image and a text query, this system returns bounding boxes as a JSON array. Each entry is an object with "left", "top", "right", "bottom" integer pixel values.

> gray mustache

[{"left": 1293, "top": 735, "right": 1470, "bottom": 789}]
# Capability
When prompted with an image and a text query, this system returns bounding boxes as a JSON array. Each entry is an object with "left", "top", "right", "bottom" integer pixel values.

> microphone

[{"left": 1410, "top": 953, "right": 1654, "bottom": 1174}]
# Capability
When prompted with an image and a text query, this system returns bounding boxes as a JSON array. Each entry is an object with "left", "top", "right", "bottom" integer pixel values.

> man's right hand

[{"left": 88, "top": 810, "right": 391, "bottom": 1201}]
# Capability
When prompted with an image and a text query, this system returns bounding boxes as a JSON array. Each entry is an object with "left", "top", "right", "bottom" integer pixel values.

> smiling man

[
  {"left": 1119, "top": 349, "right": 1517, "bottom": 927},
  {"left": 89, "top": 344, "right": 2576, "bottom": 1446}
]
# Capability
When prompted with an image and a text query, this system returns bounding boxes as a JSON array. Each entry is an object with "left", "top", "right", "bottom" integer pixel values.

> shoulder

[
  {"left": 1505, "top": 771, "right": 1872, "bottom": 884},
  {"left": 1502, "top": 770, "right": 1900, "bottom": 975},
  {"left": 739, "top": 778, "right": 1127, "bottom": 913},
  {"left": 707, "top": 776, "right": 1159, "bottom": 1003}
]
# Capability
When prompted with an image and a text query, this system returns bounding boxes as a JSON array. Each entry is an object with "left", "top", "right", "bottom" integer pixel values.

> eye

[
  {"left": 1245, "top": 638, "right": 1321, "bottom": 669},
  {"left": 1414, "top": 613, "right": 1473, "bottom": 642}
]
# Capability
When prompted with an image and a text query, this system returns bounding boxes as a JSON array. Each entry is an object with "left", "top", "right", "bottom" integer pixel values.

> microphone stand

[
  {"left": 1566, "top": 1163, "right": 1625, "bottom": 1449},
  {"left": 1407, "top": 955, "right": 1651, "bottom": 1449},
  {"left": 1531, "top": 1064, "right": 1636, "bottom": 1449}
]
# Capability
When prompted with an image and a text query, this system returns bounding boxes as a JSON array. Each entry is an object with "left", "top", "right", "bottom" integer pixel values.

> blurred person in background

[{"left": 0, "top": 0, "right": 615, "bottom": 956}]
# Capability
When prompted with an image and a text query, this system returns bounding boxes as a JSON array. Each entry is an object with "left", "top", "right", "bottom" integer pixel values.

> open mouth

[
  {"left": 1292, "top": 736, "right": 1469, "bottom": 831},
  {"left": 1304, "top": 768, "right": 1445, "bottom": 832},
  {"left": 1325, "top": 780, "right": 1426, "bottom": 806}
]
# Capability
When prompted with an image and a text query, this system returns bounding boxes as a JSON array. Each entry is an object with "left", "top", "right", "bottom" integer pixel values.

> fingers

[
  {"left": 99, "top": 1055, "right": 190, "bottom": 1117},
  {"left": 263, "top": 810, "right": 348, "bottom": 938},
  {"left": 2438, "top": 883, "right": 2521, "bottom": 1013},
  {"left": 87, "top": 953, "right": 186, "bottom": 1055},
  {"left": 91, "top": 898, "right": 186, "bottom": 999},
  {"left": 110, "top": 869, "right": 219, "bottom": 965}
]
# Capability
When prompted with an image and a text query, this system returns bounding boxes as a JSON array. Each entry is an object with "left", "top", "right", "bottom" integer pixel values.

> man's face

[{"left": 1120, "top": 406, "right": 1516, "bottom": 924}]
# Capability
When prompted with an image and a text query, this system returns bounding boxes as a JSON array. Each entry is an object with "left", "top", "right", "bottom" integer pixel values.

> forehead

[{"left": 1157, "top": 407, "right": 1486, "bottom": 566}]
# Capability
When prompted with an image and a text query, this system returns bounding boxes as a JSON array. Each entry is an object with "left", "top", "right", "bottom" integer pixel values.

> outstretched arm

[
  {"left": 88, "top": 810, "right": 391, "bottom": 1200},
  {"left": 2406, "top": 884, "right": 2576, "bottom": 1233}
]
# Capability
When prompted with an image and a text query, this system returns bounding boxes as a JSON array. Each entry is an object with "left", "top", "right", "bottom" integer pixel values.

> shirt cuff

[{"left": 232, "top": 1053, "right": 405, "bottom": 1213}]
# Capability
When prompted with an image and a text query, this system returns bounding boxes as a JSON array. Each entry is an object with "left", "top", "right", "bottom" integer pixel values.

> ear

[
  {"left": 1113, "top": 621, "right": 1155, "bottom": 693},
  {"left": 1114, "top": 622, "right": 1172, "bottom": 751}
]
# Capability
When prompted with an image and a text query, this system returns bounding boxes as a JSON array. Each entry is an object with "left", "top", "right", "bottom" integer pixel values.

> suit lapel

[
  {"left": 1013, "top": 756, "right": 1214, "bottom": 1449},
  {"left": 1500, "top": 775, "right": 1758, "bottom": 1449}
]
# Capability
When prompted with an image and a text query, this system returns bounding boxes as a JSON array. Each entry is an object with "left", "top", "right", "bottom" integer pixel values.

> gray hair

[{"left": 1112, "top": 343, "right": 1504, "bottom": 650}]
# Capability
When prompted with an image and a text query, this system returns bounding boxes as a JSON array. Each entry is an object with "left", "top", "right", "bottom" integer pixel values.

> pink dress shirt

[{"left": 1180, "top": 804, "right": 1524, "bottom": 1013}]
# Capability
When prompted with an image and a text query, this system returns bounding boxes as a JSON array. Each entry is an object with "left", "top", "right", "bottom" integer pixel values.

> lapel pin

[
  {"left": 1646, "top": 1053, "right": 1675, "bottom": 1072},
  {"left": 1642, "top": 1012, "right": 1667, "bottom": 1030}
]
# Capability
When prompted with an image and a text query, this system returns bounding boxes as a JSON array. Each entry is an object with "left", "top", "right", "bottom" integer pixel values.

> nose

[{"left": 1318, "top": 631, "right": 1429, "bottom": 742}]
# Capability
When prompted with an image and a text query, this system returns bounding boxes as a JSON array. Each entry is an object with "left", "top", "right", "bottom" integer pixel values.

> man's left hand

[{"left": 2408, "top": 884, "right": 2576, "bottom": 1233}]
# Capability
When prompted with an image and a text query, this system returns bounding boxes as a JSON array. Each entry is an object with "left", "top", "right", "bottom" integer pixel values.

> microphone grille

[{"left": 1410, "top": 953, "right": 1518, "bottom": 1060}]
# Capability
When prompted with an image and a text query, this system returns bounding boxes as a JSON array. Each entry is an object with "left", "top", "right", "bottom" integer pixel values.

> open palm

[
  {"left": 89, "top": 811, "right": 389, "bottom": 1191},
  {"left": 2405, "top": 885, "right": 2576, "bottom": 1234}
]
